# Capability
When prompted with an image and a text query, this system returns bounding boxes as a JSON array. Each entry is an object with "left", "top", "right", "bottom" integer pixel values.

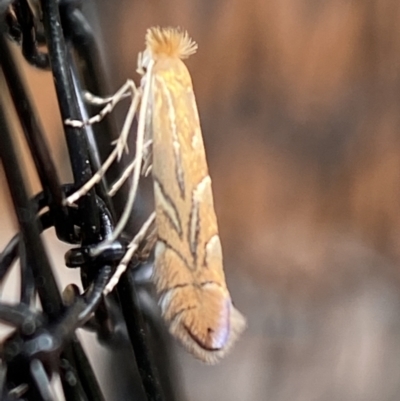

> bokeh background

[{"left": 3, "top": 0, "right": 400, "bottom": 400}]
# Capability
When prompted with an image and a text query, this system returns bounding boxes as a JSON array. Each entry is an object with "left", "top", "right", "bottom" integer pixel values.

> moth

[
  {"left": 65, "top": 27, "right": 246, "bottom": 364},
  {"left": 138, "top": 27, "right": 246, "bottom": 364}
]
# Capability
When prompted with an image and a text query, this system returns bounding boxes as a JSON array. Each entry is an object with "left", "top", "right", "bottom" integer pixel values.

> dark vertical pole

[
  {"left": 118, "top": 273, "right": 166, "bottom": 401},
  {"left": 39, "top": 0, "right": 100, "bottom": 245},
  {"left": 0, "top": 97, "right": 63, "bottom": 321}
]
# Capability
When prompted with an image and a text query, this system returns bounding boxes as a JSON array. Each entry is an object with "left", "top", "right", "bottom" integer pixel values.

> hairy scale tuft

[
  {"left": 145, "top": 26, "right": 198, "bottom": 59},
  {"left": 168, "top": 304, "right": 247, "bottom": 365}
]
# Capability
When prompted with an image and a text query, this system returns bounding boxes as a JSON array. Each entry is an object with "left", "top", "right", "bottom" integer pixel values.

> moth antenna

[{"left": 145, "top": 26, "right": 198, "bottom": 59}]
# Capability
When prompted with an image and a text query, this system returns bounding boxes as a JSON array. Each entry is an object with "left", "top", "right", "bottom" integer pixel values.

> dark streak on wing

[
  {"left": 171, "top": 305, "right": 197, "bottom": 324},
  {"left": 158, "top": 282, "right": 192, "bottom": 298},
  {"left": 160, "top": 282, "right": 223, "bottom": 300},
  {"left": 158, "top": 237, "right": 194, "bottom": 272},
  {"left": 184, "top": 325, "right": 222, "bottom": 351},
  {"left": 188, "top": 190, "right": 200, "bottom": 263},
  {"left": 200, "top": 281, "right": 224, "bottom": 288},
  {"left": 154, "top": 177, "right": 183, "bottom": 238}
]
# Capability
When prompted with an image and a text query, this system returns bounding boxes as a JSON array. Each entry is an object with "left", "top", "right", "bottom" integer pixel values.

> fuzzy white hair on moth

[{"left": 145, "top": 26, "right": 198, "bottom": 59}]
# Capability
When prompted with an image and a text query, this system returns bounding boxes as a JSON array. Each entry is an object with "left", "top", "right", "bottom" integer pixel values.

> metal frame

[{"left": 0, "top": 1, "right": 181, "bottom": 400}]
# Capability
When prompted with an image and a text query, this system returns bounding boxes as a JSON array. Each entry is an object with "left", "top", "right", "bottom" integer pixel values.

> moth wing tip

[
  {"left": 167, "top": 304, "right": 247, "bottom": 365},
  {"left": 230, "top": 306, "right": 247, "bottom": 336}
]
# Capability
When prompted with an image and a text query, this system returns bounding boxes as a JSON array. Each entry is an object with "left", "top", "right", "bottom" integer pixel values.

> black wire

[
  {"left": 13, "top": 0, "right": 50, "bottom": 68},
  {"left": 0, "top": 303, "right": 42, "bottom": 331},
  {"left": 59, "top": 354, "right": 88, "bottom": 401},
  {"left": 30, "top": 359, "right": 55, "bottom": 401},
  {"left": 0, "top": 211, "right": 53, "bottom": 276},
  {"left": 0, "top": 33, "right": 74, "bottom": 243},
  {"left": 117, "top": 273, "right": 166, "bottom": 401},
  {"left": 69, "top": 339, "right": 105, "bottom": 401},
  {"left": 39, "top": 0, "right": 100, "bottom": 246},
  {"left": 0, "top": 234, "right": 19, "bottom": 282},
  {"left": 19, "top": 241, "right": 35, "bottom": 305},
  {"left": 69, "top": 58, "right": 117, "bottom": 221},
  {"left": 137, "top": 288, "right": 186, "bottom": 401},
  {"left": 60, "top": 0, "right": 135, "bottom": 227},
  {"left": 79, "top": 265, "right": 112, "bottom": 324},
  {"left": 0, "top": 360, "right": 7, "bottom": 400},
  {"left": 0, "top": 35, "right": 59, "bottom": 200},
  {"left": 0, "top": 98, "right": 64, "bottom": 322},
  {"left": 60, "top": 0, "right": 120, "bottom": 168}
]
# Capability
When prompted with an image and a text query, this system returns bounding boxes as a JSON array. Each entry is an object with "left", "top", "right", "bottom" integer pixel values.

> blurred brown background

[{"left": 3, "top": 0, "right": 400, "bottom": 400}]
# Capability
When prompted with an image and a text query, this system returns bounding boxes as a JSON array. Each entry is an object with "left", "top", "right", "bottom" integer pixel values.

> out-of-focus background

[{"left": 3, "top": 0, "right": 400, "bottom": 400}]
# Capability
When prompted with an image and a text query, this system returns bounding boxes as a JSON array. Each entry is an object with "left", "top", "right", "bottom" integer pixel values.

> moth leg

[
  {"left": 91, "top": 61, "right": 155, "bottom": 257},
  {"left": 108, "top": 139, "right": 152, "bottom": 197},
  {"left": 65, "top": 82, "right": 142, "bottom": 206},
  {"left": 140, "top": 91, "right": 153, "bottom": 175},
  {"left": 65, "top": 79, "right": 138, "bottom": 131},
  {"left": 82, "top": 90, "right": 131, "bottom": 106},
  {"left": 136, "top": 51, "right": 145, "bottom": 75},
  {"left": 103, "top": 212, "right": 156, "bottom": 295},
  {"left": 141, "top": 141, "right": 153, "bottom": 177}
]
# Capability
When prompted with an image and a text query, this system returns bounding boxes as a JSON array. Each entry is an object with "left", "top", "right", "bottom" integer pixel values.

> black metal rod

[
  {"left": 58, "top": 351, "right": 87, "bottom": 401},
  {"left": 30, "top": 359, "right": 55, "bottom": 401},
  {"left": 0, "top": 211, "right": 54, "bottom": 277},
  {"left": 138, "top": 289, "right": 185, "bottom": 401},
  {"left": 0, "top": 233, "right": 19, "bottom": 281},
  {"left": 0, "top": 359, "right": 7, "bottom": 400},
  {"left": 69, "top": 59, "right": 116, "bottom": 220},
  {"left": 38, "top": 0, "right": 90, "bottom": 184},
  {"left": 60, "top": 3, "right": 118, "bottom": 162},
  {"left": 39, "top": 0, "right": 100, "bottom": 245},
  {"left": 0, "top": 36, "right": 59, "bottom": 199},
  {"left": 0, "top": 98, "right": 63, "bottom": 322},
  {"left": 78, "top": 265, "right": 112, "bottom": 324},
  {"left": 19, "top": 236, "right": 36, "bottom": 305},
  {"left": 117, "top": 273, "right": 166, "bottom": 401},
  {"left": 0, "top": 2, "right": 180, "bottom": 400},
  {"left": 60, "top": 2, "right": 133, "bottom": 226},
  {"left": 0, "top": 34, "right": 74, "bottom": 243},
  {"left": 0, "top": 303, "right": 42, "bottom": 329},
  {"left": 70, "top": 338, "right": 105, "bottom": 401},
  {"left": 14, "top": 0, "right": 50, "bottom": 69}
]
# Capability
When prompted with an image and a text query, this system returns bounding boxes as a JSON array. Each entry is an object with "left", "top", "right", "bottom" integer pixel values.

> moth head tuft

[{"left": 145, "top": 26, "right": 198, "bottom": 60}]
